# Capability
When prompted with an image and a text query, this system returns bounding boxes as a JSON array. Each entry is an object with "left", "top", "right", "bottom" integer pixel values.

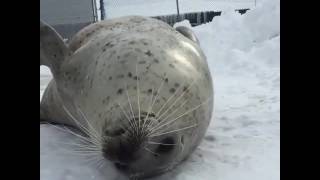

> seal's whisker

[
  {"left": 136, "top": 64, "right": 142, "bottom": 133},
  {"left": 72, "top": 150, "right": 102, "bottom": 154},
  {"left": 117, "top": 101, "right": 136, "bottom": 134},
  {"left": 154, "top": 80, "right": 187, "bottom": 118},
  {"left": 155, "top": 79, "right": 197, "bottom": 125},
  {"left": 58, "top": 141, "right": 100, "bottom": 151},
  {"left": 62, "top": 105, "right": 91, "bottom": 135},
  {"left": 147, "top": 79, "right": 195, "bottom": 130},
  {"left": 62, "top": 105, "right": 100, "bottom": 145},
  {"left": 125, "top": 83, "right": 139, "bottom": 135},
  {"left": 149, "top": 96, "right": 212, "bottom": 134},
  {"left": 84, "top": 155, "right": 103, "bottom": 167},
  {"left": 141, "top": 86, "right": 155, "bottom": 133},
  {"left": 149, "top": 124, "right": 198, "bottom": 137},
  {"left": 77, "top": 107, "right": 103, "bottom": 145},
  {"left": 97, "top": 158, "right": 106, "bottom": 170},
  {"left": 155, "top": 99, "right": 189, "bottom": 128},
  {"left": 147, "top": 141, "right": 177, "bottom": 146},
  {"left": 143, "top": 76, "right": 166, "bottom": 132},
  {"left": 47, "top": 123, "right": 98, "bottom": 146},
  {"left": 144, "top": 147, "right": 159, "bottom": 156}
]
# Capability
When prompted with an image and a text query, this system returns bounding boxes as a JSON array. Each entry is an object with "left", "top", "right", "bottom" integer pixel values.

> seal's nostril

[
  {"left": 106, "top": 128, "right": 125, "bottom": 137},
  {"left": 114, "top": 162, "right": 129, "bottom": 171}
]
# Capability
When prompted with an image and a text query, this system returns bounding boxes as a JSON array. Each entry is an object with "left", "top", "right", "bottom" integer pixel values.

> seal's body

[{"left": 40, "top": 16, "right": 213, "bottom": 179}]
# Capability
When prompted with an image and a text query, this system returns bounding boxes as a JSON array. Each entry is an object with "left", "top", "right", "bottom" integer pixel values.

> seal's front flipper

[
  {"left": 40, "top": 20, "right": 70, "bottom": 76},
  {"left": 175, "top": 26, "right": 200, "bottom": 45}
]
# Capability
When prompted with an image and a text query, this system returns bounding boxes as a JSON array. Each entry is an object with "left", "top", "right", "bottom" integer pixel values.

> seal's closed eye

[{"left": 156, "top": 137, "right": 175, "bottom": 153}]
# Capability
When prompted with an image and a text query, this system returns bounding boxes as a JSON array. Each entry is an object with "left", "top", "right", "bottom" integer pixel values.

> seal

[{"left": 40, "top": 16, "right": 214, "bottom": 179}]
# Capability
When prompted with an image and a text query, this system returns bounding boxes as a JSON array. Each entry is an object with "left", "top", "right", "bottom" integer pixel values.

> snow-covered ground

[{"left": 40, "top": 0, "right": 280, "bottom": 179}]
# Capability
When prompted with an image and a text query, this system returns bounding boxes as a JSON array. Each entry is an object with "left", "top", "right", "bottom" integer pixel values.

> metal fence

[
  {"left": 102, "top": 0, "right": 255, "bottom": 26},
  {"left": 40, "top": 0, "right": 255, "bottom": 39}
]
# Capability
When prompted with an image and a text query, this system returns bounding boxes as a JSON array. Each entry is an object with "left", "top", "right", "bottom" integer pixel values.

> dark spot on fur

[
  {"left": 133, "top": 76, "right": 139, "bottom": 80},
  {"left": 169, "top": 88, "right": 176, "bottom": 93},
  {"left": 145, "top": 50, "right": 152, "bottom": 57},
  {"left": 165, "top": 78, "right": 169, "bottom": 83},
  {"left": 105, "top": 42, "right": 113, "bottom": 47},
  {"left": 183, "top": 86, "right": 188, "bottom": 92},
  {"left": 154, "top": 58, "right": 159, "bottom": 63},
  {"left": 128, "top": 72, "right": 132, "bottom": 77},
  {"left": 124, "top": 52, "right": 130, "bottom": 58},
  {"left": 134, "top": 48, "right": 142, "bottom": 52},
  {"left": 117, "top": 74, "right": 124, "bottom": 79},
  {"left": 117, "top": 89, "right": 123, "bottom": 95},
  {"left": 109, "top": 76, "right": 113, "bottom": 80},
  {"left": 148, "top": 89, "right": 152, "bottom": 94},
  {"left": 53, "top": 54, "right": 57, "bottom": 58},
  {"left": 174, "top": 83, "right": 180, "bottom": 88},
  {"left": 139, "top": 60, "right": 146, "bottom": 64},
  {"left": 129, "top": 41, "right": 135, "bottom": 45},
  {"left": 102, "top": 48, "right": 106, "bottom": 52},
  {"left": 169, "top": 64, "right": 175, "bottom": 68}
]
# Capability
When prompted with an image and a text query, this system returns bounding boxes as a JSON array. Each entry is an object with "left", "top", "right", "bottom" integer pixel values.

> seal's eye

[{"left": 156, "top": 137, "right": 175, "bottom": 154}]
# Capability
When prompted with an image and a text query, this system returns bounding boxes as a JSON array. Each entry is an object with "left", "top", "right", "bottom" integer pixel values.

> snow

[{"left": 40, "top": 0, "right": 280, "bottom": 179}]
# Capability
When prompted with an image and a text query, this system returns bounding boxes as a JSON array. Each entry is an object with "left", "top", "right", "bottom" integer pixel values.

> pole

[
  {"left": 176, "top": 0, "right": 180, "bottom": 21},
  {"left": 100, "top": 0, "right": 106, "bottom": 20}
]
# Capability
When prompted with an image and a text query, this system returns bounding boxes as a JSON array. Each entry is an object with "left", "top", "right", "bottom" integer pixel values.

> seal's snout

[{"left": 102, "top": 135, "right": 141, "bottom": 164}]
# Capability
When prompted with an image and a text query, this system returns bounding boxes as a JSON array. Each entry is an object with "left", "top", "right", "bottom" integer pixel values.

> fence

[
  {"left": 40, "top": 0, "right": 255, "bottom": 39},
  {"left": 102, "top": 0, "right": 255, "bottom": 26}
]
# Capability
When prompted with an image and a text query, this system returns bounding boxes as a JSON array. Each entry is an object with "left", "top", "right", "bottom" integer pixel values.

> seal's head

[{"left": 40, "top": 16, "right": 213, "bottom": 179}]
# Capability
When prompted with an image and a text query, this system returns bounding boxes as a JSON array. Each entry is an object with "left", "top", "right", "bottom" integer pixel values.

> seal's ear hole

[{"left": 156, "top": 137, "right": 175, "bottom": 154}]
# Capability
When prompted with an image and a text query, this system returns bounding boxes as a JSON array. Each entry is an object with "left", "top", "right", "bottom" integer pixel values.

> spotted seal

[{"left": 40, "top": 16, "right": 214, "bottom": 179}]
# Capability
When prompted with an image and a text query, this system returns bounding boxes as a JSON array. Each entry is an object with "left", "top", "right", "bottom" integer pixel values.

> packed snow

[{"left": 40, "top": 0, "right": 280, "bottom": 179}]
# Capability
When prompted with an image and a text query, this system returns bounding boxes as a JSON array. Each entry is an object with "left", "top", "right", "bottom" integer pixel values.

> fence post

[{"left": 100, "top": 0, "right": 106, "bottom": 20}]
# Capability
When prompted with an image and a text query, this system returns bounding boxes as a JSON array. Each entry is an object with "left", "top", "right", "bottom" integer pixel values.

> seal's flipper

[
  {"left": 40, "top": 20, "right": 70, "bottom": 76},
  {"left": 175, "top": 26, "right": 200, "bottom": 45}
]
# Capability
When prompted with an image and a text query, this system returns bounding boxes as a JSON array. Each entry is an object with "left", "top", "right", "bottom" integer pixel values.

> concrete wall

[{"left": 40, "top": 0, "right": 97, "bottom": 39}]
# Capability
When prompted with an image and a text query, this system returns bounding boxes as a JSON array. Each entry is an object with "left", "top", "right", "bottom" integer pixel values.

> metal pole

[
  {"left": 92, "top": 0, "right": 98, "bottom": 22},
  {"left": 176, "top": 0, "right": 180, "bottom": 21},
  {"left": 100, "top": 0, "right": 106, "bottom": 20}
]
